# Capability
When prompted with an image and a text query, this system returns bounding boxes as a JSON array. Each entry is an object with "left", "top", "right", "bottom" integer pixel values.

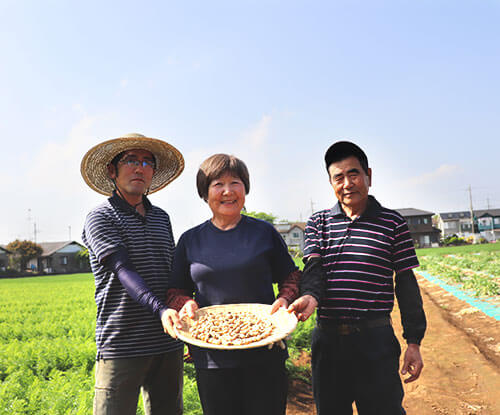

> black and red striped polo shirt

[{"left": 304, "top": 195, "right": 419, "bottom": 322}]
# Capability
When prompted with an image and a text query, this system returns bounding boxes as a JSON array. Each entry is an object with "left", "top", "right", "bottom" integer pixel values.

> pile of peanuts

[{"left": 189, "top": 310, "right": 275, "bottom": 346}]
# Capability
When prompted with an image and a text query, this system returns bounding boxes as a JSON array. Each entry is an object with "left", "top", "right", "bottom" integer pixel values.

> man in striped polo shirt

[
  {"left": 81, "top": 133, "right": 185, "bottom": 415},
  {"left": 291, "top": 141, "right": 426, "bottom": 414}
]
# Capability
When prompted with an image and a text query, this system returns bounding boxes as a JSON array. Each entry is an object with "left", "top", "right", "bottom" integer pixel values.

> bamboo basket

[{"left": 174, "top": 303, "right": 298, "bottom": 350}]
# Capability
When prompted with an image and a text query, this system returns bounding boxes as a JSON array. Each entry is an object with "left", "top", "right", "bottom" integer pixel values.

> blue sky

[{"left": 1, "top": 1, "right": 499, "bottom": 244}]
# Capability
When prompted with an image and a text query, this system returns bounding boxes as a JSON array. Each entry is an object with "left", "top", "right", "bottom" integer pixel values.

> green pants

[{"left": 93, "top": 349, "right": 184, "bottom": 415}]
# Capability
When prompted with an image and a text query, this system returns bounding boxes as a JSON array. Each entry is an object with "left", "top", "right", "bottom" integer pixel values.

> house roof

[
  {"left": 477, "top": 208, "right": 500, "bottom": 217},
  {"left": 274, "top": 221, "right": 306, "bottom": 233},
  {"left": 289, "top": 222, "right": 306, "bottom": 231},
  {"left": 395, "top": 208, "right": 434, "bottom": 217},
  {"left": 439, "top": 208, "right": 500, "bottom": 220},
  {"left": 38, "top": 241, "right": 85, "bottom": 257},
  {"left": 0, "top": 241, "right": 84, "bottom": 256},
  {"left": 439, "top": 211, "right": 471, "bottom": 220}
]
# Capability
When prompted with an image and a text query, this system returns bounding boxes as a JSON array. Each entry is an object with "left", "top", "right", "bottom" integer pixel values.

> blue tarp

[{"left": 418, "top": 270, "right": 500, "bottom": 321}]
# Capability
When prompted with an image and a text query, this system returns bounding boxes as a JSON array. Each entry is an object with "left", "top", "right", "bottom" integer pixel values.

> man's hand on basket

[
  {"left": 270, "top": 297, "right": 289, "bottom": 314},
  {"left": 287, "top": 295, "right": 318, "bottom": 321},
  {"left": 267, "top": 298, "right": 289, "bottom": 350},
  {"left": 161, "top": 308, "right": 181, "bottom": 339},
  {"left": 161, "top": 300, "right": 199, "bottom": 339}
]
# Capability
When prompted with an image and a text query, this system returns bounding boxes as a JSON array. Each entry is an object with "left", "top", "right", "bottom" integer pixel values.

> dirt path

[{"left": 286, "top": 273, "right": 500, "bottom": 414}]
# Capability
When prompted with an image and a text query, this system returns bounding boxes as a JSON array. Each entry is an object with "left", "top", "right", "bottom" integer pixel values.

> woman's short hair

[{"left": 196, "top": 154, "right": 250, "bottom": 201}]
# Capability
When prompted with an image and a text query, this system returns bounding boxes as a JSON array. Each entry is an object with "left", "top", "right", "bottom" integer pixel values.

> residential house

[
  {"left": 0, "top": 246, "right": 10, "bottom": 271},
  {"left": 475, "top": 209, "right": 500, "bottom": 242},
  {"left": 395, "top": 208, "right": 441, "bottom": 248},
  {"left": 274, "top": 222, "right": 306, "bottom": 252},
  {"left": 436, "top": 211, "right": 474, "bottom": 239},
  {"left": 27, "top": 241, "right": 90, "bottom": 274},
  {"left": 437, "top": 208, "right": 500, "bottom": 242}
]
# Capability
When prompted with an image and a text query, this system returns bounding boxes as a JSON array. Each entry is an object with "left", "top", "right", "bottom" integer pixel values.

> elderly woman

[{"left": 162, "top": 154, "right": 301, "bottom": 415}]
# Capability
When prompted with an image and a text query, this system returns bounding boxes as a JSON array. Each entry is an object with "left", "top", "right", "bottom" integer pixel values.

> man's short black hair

[{"left": 324, "top": 141, "right": 369, "bottom": 175}]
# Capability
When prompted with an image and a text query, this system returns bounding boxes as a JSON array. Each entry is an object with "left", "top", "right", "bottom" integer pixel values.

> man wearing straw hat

[{"left": 81, "top": 133, "right": 185, "bottom": 415}]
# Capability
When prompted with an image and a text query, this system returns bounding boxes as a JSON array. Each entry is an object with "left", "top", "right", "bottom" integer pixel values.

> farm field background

[
  {"left": 416, "top": 242, "right": 500, "bottom": 302},
  {"left": 0, "top": 272, "right": 314, "bottom": 415},
  {"left": 0, "top": 244, "right": 498, "bottom": 414}
]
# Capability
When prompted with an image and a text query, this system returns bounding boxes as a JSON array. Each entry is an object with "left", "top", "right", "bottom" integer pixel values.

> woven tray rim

[{"left": 174, "top": 303, "right": 298, "bottom": 350}]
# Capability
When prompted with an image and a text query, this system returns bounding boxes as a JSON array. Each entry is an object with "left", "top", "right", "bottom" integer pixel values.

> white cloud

[
  {"left": 239, "top": 114, "right": 271, "bottom": 151},
  {"left": 404, "top": 164, "right": 460, "bottom": 186},
  {"left": 373, "top": 164, "right": 466, "bottom": 213},
  {"left": 4, "top": 114, "right": 113, "bottom": 244},
  {"left": 26, "top": 115, "right": 99, "bottom": 193}
]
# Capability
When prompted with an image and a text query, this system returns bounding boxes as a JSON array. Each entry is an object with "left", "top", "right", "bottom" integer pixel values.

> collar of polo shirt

[
  {"left": 331, "top": 195, "right": 382, "bottom": 218},
  {"left": 110, "top": 191, "right": 153, "bottom": 215}
]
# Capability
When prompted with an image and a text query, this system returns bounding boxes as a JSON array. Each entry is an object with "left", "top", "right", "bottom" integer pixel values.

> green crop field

[
  {"left": 416, "top": 241, "right": 500, "bottom": 256},
  {"left": 416, "top": 243, "right": 500, "bottom": 298},
  {"left": 0, "top": 274, "right": 96, "bottom": 414},
  {"left": 0, "top": 271, "right": 313, "bottom": 414}
]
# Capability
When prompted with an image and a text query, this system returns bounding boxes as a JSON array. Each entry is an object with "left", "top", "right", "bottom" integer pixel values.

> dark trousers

[
  {"left": 311, "top": 325, "right": 406, "bottom": 415},
  {"left": 195, "top": 360, "right": 288, "bottom": 415}
]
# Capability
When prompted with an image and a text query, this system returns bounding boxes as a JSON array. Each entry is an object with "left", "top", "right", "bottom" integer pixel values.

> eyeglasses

[{"left": 119, "top": 158, "right": 156, "bottom": 169}]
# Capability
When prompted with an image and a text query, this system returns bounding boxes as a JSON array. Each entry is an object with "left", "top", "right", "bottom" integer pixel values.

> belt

[{"left": 317, "top": 316, "right": 391, "bottom": 335}]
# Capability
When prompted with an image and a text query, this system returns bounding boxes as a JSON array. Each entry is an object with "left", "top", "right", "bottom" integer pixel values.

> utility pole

[
  {"left": 68, "top": 226, "right": 72, "bottom": 241},
  {"left": 27, "top": 208, "right": 32, "bottom": 240},
  {"left": 28, "top": 208, "right": 39, "bottom": 243},
  {"left": 468, "top": 185, "right": 475, "bottom": 237},
  {"left": 310, "top": 199, "right": 315, "bottom": 216}
]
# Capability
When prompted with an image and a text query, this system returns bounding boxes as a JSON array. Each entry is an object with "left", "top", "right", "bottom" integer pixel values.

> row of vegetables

[{"left": 418, "top": 251, "right": 500, "bottom": 298}]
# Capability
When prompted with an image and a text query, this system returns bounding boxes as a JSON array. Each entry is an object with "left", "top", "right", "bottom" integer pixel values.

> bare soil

[{"left": 286, "top": 272, "right": 500, "bottom": 414}]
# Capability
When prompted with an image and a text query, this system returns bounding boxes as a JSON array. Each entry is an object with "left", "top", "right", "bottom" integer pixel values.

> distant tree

[
  {"left": 6, "top": 239, "right": 43, "bottom": 272},
  {"left": 77, "top": 247, "right": 89, "bottom": 261},
  {"left": 76, "top": 248, "right": 90, "bottom": 269},
  {"left": 432, "top": 214, "right": 440, "bottom": 227},
  {"left": 243, "top": 211, "right": 278, "bottom": 224}
]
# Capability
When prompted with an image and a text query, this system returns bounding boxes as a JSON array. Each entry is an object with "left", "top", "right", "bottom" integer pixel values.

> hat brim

[{"left": 81, "top": 135, "right": 184, "bottom": 196}]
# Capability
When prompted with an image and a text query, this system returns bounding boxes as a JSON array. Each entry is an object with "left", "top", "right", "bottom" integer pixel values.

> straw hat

[{"left": 81, "top": 133, "right": 184, "bottom": 196}]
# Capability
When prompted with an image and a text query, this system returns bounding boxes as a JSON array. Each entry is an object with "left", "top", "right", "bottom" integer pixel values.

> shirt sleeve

[
  {"left": 395, "top": 269, "right": 427, "bottom": 344},
  {"left": 105, "top": 248, "right": 167, "bottom": 318},
  {"left": 303, "top": 214, "right": 322, "bottom": 259},
  {"left": 392, "top": 219, "right": 419, "bottom": 273},
  {"left": 300, "top": 256, "right": 325, "bottom": 303},
  {"left": 82, "top": 208, "right": 124, "bottom": 265}
]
